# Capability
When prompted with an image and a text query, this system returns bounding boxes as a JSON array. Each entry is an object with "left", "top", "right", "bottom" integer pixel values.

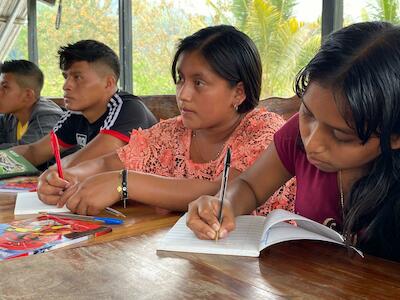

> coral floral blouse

[{"left": 117, "top": 108, "right": 295, "bottom": 215}]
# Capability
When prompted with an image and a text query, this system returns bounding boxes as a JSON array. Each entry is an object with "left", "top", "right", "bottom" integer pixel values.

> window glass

[
  {"left": 344, "top": 0, "right": 400, "bottom": 25},
  {"left": 36, "top": 0, "right": 119, "bottom": 97},
  {"left": 132, "top": 0, "right": 322, "bottom": 98},
  {"left": 132, "top": 0, "right": 219, "bottom": 96},
  {"left": 5, "top": 24, "right": 28, "bottom": 60}
]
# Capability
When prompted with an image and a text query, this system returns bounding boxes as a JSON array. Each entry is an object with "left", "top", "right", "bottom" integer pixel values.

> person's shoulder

[
  {"left": 53, "top": 110, "right": 82, "bottom": 130},
  {"left": 59, "top": 110, "right": 82, "bottom": 120},
  {"left": 277, "top": 113, "right": 299, "bottom": 136},
  {"left": 152, "top": 115, "right": 184, "bottom": 133},
  {"left": 128, "top": 116, "right": 184, "bottom": 147},
  {"left": 245, "top": 107, "right": 284, "bottom": 122},
  {"left": 32, "top": 97, "right": 64, "bottom": 116},
  {"left": 107, "top": 91, "right": 157, "bottom": 126},
  {"left": 273, "top": 113, "right": 300, "bottom": 154},
  {"left": 116, "top": 90, "right": 139, "bottom": 98},
  {"left": 113, "top": 91, "right": 143, "bottom": 106},
  {"left": 0, "top": 113, "right": 13, "bottom": 124},
  {"left": 112, "top": 91, "right": 155, "bottom": 114},
  {"left": 239, "top": 108, "right": 285, "bottom": 132}
]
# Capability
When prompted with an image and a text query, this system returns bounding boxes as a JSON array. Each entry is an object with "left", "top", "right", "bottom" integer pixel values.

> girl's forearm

[
  {"left": 126, "top": 171, "right": 221, "bottom": 211},
  {"left": 225, "top": 177, "right": 259, "bottom": 216},
  {"left": 68, "top": 153, "right": 123, "bottom": 182}
]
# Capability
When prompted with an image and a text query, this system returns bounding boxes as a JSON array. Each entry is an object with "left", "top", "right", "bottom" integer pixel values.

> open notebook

[
  {"left": 157, "top": 209, "right": 363, "bottom": 257},
  {"left": 14, "top": 192, "right": 70, "bottom": 215}
]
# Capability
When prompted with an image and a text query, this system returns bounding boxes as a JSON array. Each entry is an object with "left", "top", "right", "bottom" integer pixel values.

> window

[
  {"left": 132, "top": 0, "right": 322, "bottom": 98},
  {"left": 7, "top": 0, "right": 324, "bottom": 98},
  {"left": 344, "top": 0, "right": 400, "bottom": 25},
  {"left": 5, "top": 24, "right": 28, "bottom": 60},
  {"left": 131, "top": 0, "right": 218, "bottom": 96},
  {"left": 36, "top": 0, "right": 119, "bottom": 96}
]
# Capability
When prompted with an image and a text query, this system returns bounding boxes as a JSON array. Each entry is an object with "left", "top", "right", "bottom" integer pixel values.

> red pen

[{"left": 50, "top": 131, "right": 64, "bottom": 179}]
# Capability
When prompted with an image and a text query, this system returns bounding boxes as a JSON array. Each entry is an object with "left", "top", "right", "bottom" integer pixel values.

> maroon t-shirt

[{"left": 274, "top": 113, "right": 342, "bottom": 228}]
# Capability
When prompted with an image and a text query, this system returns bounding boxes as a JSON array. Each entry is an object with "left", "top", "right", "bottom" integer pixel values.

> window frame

[{"left": 26, "top": 0, "right": 343, "bottom": 94}]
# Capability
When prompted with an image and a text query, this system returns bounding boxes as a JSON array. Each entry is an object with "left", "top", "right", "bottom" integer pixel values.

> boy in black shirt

[{"left": 12, "top": 40, "right": 156, "bottom": 168}]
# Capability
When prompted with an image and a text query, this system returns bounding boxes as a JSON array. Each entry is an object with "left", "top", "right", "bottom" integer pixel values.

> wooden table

[{"left": 1, "top": 193, "right": 400, "bottom": 299}]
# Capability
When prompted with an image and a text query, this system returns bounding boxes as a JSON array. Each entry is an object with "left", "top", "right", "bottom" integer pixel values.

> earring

[{"left": 233, "top": 104, "right": 239, "bottom": 111}]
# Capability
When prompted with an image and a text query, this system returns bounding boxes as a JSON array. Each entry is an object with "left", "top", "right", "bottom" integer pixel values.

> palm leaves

[
  {"left": 209, "top": 0, "right": 319, "bottom": 97},
  {"left": 269, "top": 0, "right": 297, "bottom": 20},
  {"left": 367, "top": 0, "right": 400, "bottom": 23},
  {"left": 232, "top": 0, "right": 250, "bottom": 28}
]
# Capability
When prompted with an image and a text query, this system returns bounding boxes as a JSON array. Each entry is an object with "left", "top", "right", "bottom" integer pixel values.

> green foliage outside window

[{"left": 6, "top": 0, "right": 400, "bottom": 98}]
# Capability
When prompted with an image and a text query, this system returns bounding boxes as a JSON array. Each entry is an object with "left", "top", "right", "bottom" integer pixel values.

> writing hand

[
  {"left": 37, "top": 169, "right": 77, "bottom": 205},
  {"left": 186, "top": 195, "right": 236, "bottom": 240},
  {"left": 65, "top": 172, "right": 120, "bottom": 216}
]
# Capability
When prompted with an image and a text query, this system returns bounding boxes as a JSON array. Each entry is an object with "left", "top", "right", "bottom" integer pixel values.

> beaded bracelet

[{"left": 117, "top": 169, "right": 128, "bottom": 208}]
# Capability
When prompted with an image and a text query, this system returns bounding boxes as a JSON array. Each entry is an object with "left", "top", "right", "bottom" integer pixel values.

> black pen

[{"left": 216, "top": 147, "right": 231, "bottom": 241}]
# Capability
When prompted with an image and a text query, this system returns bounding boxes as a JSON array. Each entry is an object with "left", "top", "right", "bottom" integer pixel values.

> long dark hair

[
  {"left": 295, "top": 21, "right": 400, "bottom": 261},
  {"left": 171, "top": 25, "right": 262, "bottom": 113}
]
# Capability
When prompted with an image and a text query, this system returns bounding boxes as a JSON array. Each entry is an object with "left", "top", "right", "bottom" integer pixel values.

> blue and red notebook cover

[
  {"left": 0, "top": 176, "right": 38, "bottom": 193},
  {"left": 0, "top": 215, "right": 112, "bottom": 260}
]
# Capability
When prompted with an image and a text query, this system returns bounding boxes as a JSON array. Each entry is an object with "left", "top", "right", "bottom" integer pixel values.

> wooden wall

[{"left": 50, "top": 94, "right": 300, "bottom": 121}]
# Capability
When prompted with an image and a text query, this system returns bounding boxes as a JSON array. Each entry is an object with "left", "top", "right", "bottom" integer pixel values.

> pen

[
  {"left": 215, "top": 147, "right": 231, "bottom": 241},
  {"left": 50, "top": 131, "right": 119, "bottom": 216},
  {"left": 105, "top": 206, "right": 126, "bottom": 218},
  {"left": 50, "top": 131, "right": 64, "bottom": 179},
  {"left": 39, "top": 212, "right": 124, "bottom": 225}
]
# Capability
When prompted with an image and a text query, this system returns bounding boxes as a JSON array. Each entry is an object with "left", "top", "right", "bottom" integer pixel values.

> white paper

[
  {"left": 157, "top": 215, "right": 266, "bottom": 257},
  {"left": 14, "top": 192, "right": 70, "bottom": 215},
  {"left": 259, "top": 209, "right": 344, "bottom": 248}
]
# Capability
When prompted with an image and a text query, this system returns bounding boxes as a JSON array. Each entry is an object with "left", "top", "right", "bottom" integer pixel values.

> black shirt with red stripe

[{"left": 53, "top": 91, "right": 157, "bottom": 149}]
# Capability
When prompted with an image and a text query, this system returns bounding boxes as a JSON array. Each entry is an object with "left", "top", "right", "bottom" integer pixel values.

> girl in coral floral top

[
  {"left": 118, "top": 109, "right": 281, "bottom": 182},
  {"left": 37, "top": 25, "right": 295, "bottom": 216}
]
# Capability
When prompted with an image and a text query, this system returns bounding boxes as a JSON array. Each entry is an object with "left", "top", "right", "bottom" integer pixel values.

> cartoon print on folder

[
  {"left": 0, "top": 152, "right": 25, "bottom": 173},
  {"left": 0, "top": 216, "right": 111, "bottom": 260}
]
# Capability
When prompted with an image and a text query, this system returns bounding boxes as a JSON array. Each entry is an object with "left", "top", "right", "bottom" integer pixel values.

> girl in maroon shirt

[{"left": 187, "top": 21, "right": 400, "bottom": 262}]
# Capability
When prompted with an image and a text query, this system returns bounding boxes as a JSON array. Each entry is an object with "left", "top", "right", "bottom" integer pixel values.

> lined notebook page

[
  {"left": 157, "top": 214, "right": 267, "bottom": 257},
  {"left": 261, "top": 209, "right": 344, "bottom": 243},
  {"left": 14, "top": 192, "right": 70, "bottom": 215},
  {"left": 261, "top": 222, "right": 345, "bottom": 250}
]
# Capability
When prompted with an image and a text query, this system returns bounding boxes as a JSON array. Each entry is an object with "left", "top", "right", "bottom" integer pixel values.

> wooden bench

[
  {"left": 140, "top": 95, "right": 301, "bottom": 121},
  {"left": 50, "top": 94, "right": 301, "bottom": 121}
]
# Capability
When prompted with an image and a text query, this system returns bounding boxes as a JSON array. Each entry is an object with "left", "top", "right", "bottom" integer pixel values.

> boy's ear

[
  {"left": 24, "top": 88, "right": 37, "bottom": 103},
  {"left": 390, "top": 135, "right": 400, "bottom": 150},
  {"left": 233, "top": 82, "right": 246, "bottom": 107},
  {"left": 105, "top": 74, "right": 117, "bottom": 90}
]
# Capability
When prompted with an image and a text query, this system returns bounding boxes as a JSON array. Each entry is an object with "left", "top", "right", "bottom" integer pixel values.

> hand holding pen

[
  {"left": 186, "top": 148, "right": 236, "bottom": 240},
  {"left": 215, "top": 147, "right": 231, "bottom": 241},
  {"left": 38, "top": 133, "right": 126, "bottom": 218},
  {"left": 37, "top": 132, "right": 74, "bottom": 206},
  {"left": 37, "top": 168, "right": 77, "bottom": 205}
]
